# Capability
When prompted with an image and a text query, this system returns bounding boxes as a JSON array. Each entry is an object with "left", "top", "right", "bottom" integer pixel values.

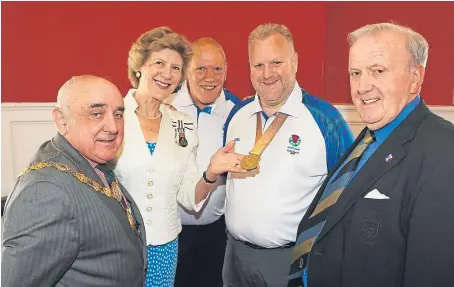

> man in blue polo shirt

[
  {"left": 168, "top": 37, "right": 240, "bottom": 287},
  {"left": 222, "top": 23, "right": 354, "bottom": 287}
]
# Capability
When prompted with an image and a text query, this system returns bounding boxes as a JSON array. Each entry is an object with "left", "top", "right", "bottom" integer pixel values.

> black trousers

[{"left": 174, "top": 216, "right": 227, "bottom": 287}]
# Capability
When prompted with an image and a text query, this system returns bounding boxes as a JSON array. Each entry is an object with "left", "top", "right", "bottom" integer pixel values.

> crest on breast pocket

[
  {"left": 287, "top": 134, "right": 301, "bottom": 155},
  {"left": 361, "top": 217, "right": 381, "bottom": 246}
]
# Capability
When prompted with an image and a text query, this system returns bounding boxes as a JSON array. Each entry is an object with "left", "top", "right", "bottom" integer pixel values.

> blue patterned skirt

[{"left": 145, "top": 238, "right": 178, "bottom": 287}]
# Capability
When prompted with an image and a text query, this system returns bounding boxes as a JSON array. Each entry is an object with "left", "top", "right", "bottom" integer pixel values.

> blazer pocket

[{"left": 357, "top": 197, "right": 398, "bottom": 211}]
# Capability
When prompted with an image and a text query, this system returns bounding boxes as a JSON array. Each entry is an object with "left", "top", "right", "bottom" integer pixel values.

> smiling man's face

[
  {"left": 249, "top": 33, "right": 298, "bottom": 107},
  {"left": 348, "top": 30, "right": 419, "bottom": 130},
  {"left": 55, "top": 77, "right": 125, "bottom": 164},
  {"left": 187, "top": 40, "right": 227, "bottom": 109}
]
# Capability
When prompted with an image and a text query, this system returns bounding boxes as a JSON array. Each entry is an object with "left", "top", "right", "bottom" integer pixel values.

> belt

[{"left": 241, "top": 240, "right": 295, "bottom": 250}]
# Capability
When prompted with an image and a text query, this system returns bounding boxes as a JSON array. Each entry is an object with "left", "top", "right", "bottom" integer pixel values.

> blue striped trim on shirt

[
  {"left": 224, "top": 89, "right": 241, "bottom": 105},
  {"left": 302, "top": 89, "right": 354, "bottom": 171},
  {"left": 222, "top": 89, "right": 354, "bottom": 172}
]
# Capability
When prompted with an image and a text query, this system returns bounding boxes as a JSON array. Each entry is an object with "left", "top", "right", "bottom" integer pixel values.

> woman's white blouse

[{"left": 114, "top": 89, "right": 204, "bottom": 246}]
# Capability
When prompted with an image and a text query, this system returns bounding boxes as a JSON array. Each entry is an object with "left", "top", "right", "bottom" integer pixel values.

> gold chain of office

[{"left": 19, "top": 161, "right": 136, "bottom": 229}]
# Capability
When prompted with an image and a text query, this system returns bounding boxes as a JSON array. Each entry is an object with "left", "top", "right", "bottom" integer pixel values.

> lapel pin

[{"left": 385, "top": 153, "right": 393, "bottom": 162}]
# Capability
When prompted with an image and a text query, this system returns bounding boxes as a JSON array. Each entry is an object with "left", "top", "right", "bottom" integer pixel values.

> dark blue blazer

[{"left": 291, "top": 101, "right": 454, "bottom": 287}]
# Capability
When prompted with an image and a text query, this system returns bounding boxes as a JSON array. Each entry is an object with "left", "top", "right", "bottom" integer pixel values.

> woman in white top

[{"left": 113, "top": 27, "right": 245, "bottom": 287}]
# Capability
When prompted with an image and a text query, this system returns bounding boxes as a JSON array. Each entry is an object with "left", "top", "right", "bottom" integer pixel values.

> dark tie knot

[
  {"left": 96, "top": 164, "right": 115, "bottom": 186},
  {"left": 363, "top": 130, "right": 376, "bottom": 145}
]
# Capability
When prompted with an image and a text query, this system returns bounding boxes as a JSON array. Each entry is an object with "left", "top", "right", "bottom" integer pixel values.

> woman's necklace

[{"left": 135, "top": 108, "right": 162, "bottom": 120}]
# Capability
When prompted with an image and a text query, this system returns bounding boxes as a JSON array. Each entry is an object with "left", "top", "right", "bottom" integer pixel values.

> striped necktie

[{"left": 290, "top": 130, "right": 375, "bottom": 279}]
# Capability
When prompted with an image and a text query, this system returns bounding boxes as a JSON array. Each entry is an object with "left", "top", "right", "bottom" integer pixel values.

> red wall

[
  {"left": 2, "top": 2, "right": 453, "bottom": 105},
  {"left": 324, "top": 2, "right": 454, "bottom": 105},
  {"left": 1, "top": 1, "right": 327, "bottom": 102}
]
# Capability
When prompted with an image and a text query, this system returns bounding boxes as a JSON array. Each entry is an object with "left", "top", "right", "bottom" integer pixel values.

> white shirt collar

[
  {"left": 248, "top": 82, "right": 303, "bottom": 118},
  {"left": 174, "top": 81, "right": 225, "bottom": 114}
]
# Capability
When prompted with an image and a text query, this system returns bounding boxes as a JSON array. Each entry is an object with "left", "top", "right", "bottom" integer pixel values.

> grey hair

[
  {"left": 248, "top": 23, "right": 294, "bottom": 54},
  {"left": 347, "top": 22, "right": 429, "bottom": 68},
  {"left": 56, "top": 76, "right": 77, "bottom": 116},
  {"left": 56, "top": 75, "right": 107, "bottom": 122}
]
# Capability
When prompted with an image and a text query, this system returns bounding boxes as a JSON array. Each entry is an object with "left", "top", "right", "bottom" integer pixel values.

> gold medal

[
  {"left": 240, "top": 154, "right": 260, "bottom": 170},
  {"left": 239, "top": 113, "right": 288, "bottom": 172}
]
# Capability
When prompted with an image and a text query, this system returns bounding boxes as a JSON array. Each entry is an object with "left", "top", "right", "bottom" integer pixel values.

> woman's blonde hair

[{"left": 127, "top": 26, "right": 193, "bottom": 88}]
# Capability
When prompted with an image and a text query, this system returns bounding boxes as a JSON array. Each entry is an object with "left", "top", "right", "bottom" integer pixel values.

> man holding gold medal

[{"left": 221, "top": 24, "right": 354, "bottom": 287}]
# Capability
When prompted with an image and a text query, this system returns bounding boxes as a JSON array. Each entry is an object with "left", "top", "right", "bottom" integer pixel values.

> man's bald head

[
  {"left": 187, "top": 38, "right": 227, "bottom": 109},
  {"left": 191, "top": 37, "right": 226, "bottom": 63},
  {"left": 56, "top": 75, "right": 120, "bottom": 117},
  {"left": 53, "top": 75, "right": 125, "bottom": 164}
]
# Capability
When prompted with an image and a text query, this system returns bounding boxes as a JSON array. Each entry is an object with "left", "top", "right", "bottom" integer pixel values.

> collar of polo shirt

[
  {"left": 176, "top": 81, "right": 224, "bottom": 114},
  {"left": 250, "top": 82, "right": 303, "bottom": 119}
]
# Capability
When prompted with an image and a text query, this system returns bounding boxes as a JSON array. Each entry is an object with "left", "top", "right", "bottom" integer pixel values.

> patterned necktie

[
  {"left": 96, "top": 164, "right": 138, "bottom": 231},
  {"left": 290, "top": 130, "right": 376, "bottom": 278},
  {"left": 96, "top": 164, "right": 115, "bottom": 186}
]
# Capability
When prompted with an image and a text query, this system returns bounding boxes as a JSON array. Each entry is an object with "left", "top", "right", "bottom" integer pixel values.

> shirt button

[
  {"left": 146, "top": 220, "right": 152, "bottom": 225},
  {"left": 147, "top": 194, "right": 153, "bottom": 199},
  {"left": 148, "top": 181, "right": 154, "bottom": 186},
  {"left": 146, "top": 207, "right": 152, "bottom": 212}
]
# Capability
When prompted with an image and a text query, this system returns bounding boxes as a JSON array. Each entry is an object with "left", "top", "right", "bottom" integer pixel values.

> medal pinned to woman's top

[
  {"left": 178, "top": 130, "right": 188, "bottom": 147},
  {"left": 172, "top": 120, "right": 193, "bottom": 147}
]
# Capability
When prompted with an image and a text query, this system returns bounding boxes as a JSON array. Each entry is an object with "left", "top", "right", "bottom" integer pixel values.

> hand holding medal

[
  {"left": 206, "top": 140, "right": 248, "bottom": 178},
  {"left": 240, "top": 112, "right": 289, "bottom": 171}
]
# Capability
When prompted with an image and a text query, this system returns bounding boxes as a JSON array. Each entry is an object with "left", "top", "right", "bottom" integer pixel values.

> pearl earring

[{"left": 135, "top": 71, "right": 141, "bottom": 78}]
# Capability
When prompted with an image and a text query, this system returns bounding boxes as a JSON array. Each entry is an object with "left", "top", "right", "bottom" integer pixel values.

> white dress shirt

[
  {"left": 167, "top": 82, "right": 239, "bottom": 225},
  {"left": 114, "top": 89, "right": 207, "bottom": 246},
  {"left": 224, "top": 83, "right": 328, "bottom": 248}
]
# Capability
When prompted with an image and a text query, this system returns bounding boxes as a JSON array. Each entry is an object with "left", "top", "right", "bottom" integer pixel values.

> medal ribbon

[{"left": 249, "top": 112, "right": 289, "bottom": 156}]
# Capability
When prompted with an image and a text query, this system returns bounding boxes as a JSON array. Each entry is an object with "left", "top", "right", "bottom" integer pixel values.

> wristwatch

[{"left": 202, "top": 171, "right": 217, "bottom": 184}]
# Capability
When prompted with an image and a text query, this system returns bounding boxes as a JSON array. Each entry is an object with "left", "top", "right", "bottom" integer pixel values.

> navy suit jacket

[{"left": 292, "top": 101, "right": 454, "bottom": 287}]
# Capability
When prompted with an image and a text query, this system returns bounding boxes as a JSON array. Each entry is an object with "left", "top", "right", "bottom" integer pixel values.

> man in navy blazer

[{"left": 289, "top": 22, "right": 454, "bottom": 287}]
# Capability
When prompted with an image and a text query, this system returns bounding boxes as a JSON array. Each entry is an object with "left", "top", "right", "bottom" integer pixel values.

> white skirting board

[{"left": 2, "top": 102, "right": 454, "bottom": 197}]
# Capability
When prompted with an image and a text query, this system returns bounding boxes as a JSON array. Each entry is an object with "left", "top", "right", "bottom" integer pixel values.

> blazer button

[
  {"left": 146, "top": 207, "right": 152, "bottom": 212},
  {"left": 148, "top": 168, "right": 154, "bottom": 173},
  {"left": 148, "top": 181, "right": 154, "bottom": 187},
  {"left": 146, "top": 220, "right": 152, "bottom": 225},
  {"left": 147, "top": 194, "right": 153, "bottom": 199}
]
